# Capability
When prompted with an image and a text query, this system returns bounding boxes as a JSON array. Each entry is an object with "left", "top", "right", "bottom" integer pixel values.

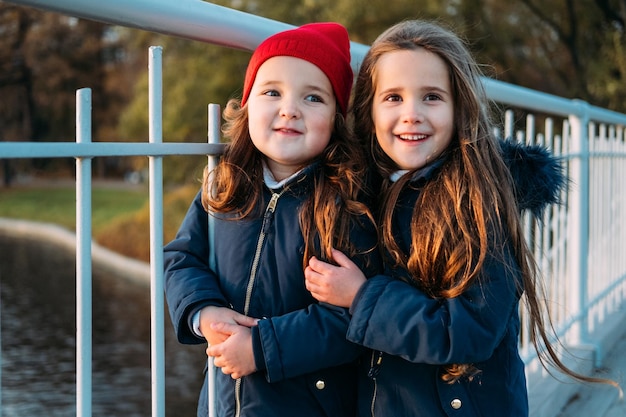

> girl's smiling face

[
  {"left": 247, "top": 56, "right": 336, "bottom": 181},
  {"left": 372, "top": 48, "right": 455, "bottom": 171}
]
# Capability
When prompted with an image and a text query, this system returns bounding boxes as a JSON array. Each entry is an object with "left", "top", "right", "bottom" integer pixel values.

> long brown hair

[
  {"left": 202, "top": 98, "right": 375, "bottom": 270},
  {"left": 353, "top": 19, "right": 618, "bottom": 389}
]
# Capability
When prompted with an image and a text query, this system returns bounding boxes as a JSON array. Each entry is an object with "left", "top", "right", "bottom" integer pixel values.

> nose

[
  {"left": 402, "top": 101, "right": 424, "bottom": 124},
  {"left": 279, "top": 98, "right": 300, "bottom": 119}
]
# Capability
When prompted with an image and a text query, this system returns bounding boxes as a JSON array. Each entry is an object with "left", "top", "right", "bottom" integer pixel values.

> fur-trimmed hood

[{"left": 500, "top": 139, "right": 567, "bottom": 217}]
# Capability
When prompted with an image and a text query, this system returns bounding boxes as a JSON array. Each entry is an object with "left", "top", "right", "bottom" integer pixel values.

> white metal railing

[{"left": 2, "top": 1, "right": 626, "bottom": 417}]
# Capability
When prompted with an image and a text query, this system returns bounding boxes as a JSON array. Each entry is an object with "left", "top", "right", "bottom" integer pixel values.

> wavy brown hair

[
  {"left": 353, "top": 19, "right": 617, "bottom": 389},
  {"left": 202, "top": 98, "right": 375, "bottom": 270}
]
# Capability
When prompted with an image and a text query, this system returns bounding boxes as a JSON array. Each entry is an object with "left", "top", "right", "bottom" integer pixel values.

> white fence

[{"left": 2, "top": 1, "right": 626, "bottom": 417}]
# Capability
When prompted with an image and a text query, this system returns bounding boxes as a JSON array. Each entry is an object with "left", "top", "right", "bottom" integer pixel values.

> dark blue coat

[
  {"left": 164, "top": 164, "right": 381, "bottom": 417},
  {"left": 346, "top": 141, "right": 566, "bottom": 417}
]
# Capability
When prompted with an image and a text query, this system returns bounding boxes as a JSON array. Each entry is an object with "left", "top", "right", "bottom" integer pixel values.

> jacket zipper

[
  {"left": 368, "top": 350, "right": 383, "bottom": 417},
  {"left": 234, "top": 191, "right": 283, "bottom": 417}
]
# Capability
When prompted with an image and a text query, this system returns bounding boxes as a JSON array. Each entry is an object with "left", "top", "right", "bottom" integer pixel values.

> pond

[{"left": 0, "top": 227, "right": 206, "bottom": 416}]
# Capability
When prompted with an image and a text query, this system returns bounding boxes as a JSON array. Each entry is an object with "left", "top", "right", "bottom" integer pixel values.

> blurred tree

[
  {"left": 331, "top": 0, "right": 450, "bottom": 43},
  {"left": 0, "top": 5, "right": 36, "bottom": 142},
  {"left": 0, "top": 5, "right": 37, "bottom": 185},
  {"left": 451, "top": 0, "right": 626, "bottom": 111},
  {"left": 0, "top": 3, "right": 132, "bottom": 183}
]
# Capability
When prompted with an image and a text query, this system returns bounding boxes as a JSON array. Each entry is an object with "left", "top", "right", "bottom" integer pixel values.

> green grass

[
  {"left": 0, "top": 185, "right": 149, "bottom": 235},
  {"left": 0, "top": 182, "right": 199, "bottom": 262}
]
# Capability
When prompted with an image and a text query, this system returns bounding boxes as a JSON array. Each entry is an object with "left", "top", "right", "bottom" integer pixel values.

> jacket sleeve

[
  {"left": 164, "top": 190, "right": 229, "bottom": 344},
  {"left": 254, "top": 302, "right": 363, "bottom": 382},
  {"left": 253, "top": 216, "right": 382, "bottom": 382},
  {"left": 346, "top": 248, "right": 521, "bottom": 364}
]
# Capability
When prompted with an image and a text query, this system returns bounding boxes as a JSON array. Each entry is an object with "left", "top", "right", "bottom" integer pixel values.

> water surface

[{"left": 0, "top": 230, "right": 206, "bottom": 416}]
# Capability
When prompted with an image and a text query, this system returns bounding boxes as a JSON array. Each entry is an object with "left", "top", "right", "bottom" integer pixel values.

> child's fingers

[
  {"left": 207, "top": 330, "right": 235, "bottom": 358},
  {"left": 304, "top": 270, "right": 316, "bottom": 290},
  {"left": 207, "top": 346, "right": 218, "bottom": 357},
  {"left": 210, "top": 321, "right": 237, "bottom": 336},
  {"left": 304, "top": 267, "right": 323, "bottom": 298},
  {"left": 307, "top": 256, "right": 326, "bottom": 273},
  {"left": 308, "top": 255, "right": 343, "bottom": 275},
  {"left": 304, "top": 264, "right": 319, "bottom": 281},
  {"left": 330, "top": 248, "right": 356, "bottom": 269},
  {"left": 234, "top": 313, "right": 259, "bottom": 327}
]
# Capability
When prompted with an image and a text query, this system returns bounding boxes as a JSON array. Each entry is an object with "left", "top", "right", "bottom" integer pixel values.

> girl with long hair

[{"left": 305, "top": 19, "right": 618, "bottom": 416}]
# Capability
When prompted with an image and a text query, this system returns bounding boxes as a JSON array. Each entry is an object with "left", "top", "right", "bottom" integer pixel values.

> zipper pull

[
  {"left": 367, "top": 351, "right": 384, "bottom": 379},
  {"left": 266, "top": 192, "right": 280, "bottom": 213},
  {"left": 262, "top": 192, "right": 281, "bottom": 233}
]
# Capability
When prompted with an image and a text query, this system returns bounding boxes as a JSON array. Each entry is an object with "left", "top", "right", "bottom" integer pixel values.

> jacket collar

[
  {"left": 389, "top": 157, "right": 446, "bottom": 185},
  {"left": 387, "top": 139, "right": 566, "bottom": 216}
]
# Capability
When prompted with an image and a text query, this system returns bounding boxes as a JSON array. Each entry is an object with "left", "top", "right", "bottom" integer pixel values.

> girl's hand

[
  {"left": 199, "top": 306, "right": 258, "bottom": 346},
  {"left": 305, "top": 248, "right": 366, "bottom": 308},
  {"left": 207, "top": 322, "right": 257, "bottom": 379}
]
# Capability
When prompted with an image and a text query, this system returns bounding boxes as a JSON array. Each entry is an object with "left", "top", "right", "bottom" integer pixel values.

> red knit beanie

[{"left": 241, "top": 22, "right": 353, "bottom": 116}]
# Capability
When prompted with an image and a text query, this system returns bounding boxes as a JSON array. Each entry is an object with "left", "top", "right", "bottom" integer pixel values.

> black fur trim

[{"left": 499, "top": 139, "right": 568, "bottom": 217}]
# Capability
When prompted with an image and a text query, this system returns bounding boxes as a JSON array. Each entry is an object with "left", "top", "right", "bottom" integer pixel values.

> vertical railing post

[
  {"left": 504, "top": 109, "right": 514, "bottom": 139},
  {"left": 148, "top": 45, "right": 165, "bottom": 417},
  {"left": 0, "top": 257, "right": 2, "bottom": 417},
  {"left": 566, "top": 100, "right": 592, "bottom": 354},
  {"left": 206, "top": 103, "right": 221, "bottom": 417},
  {"left": 208, "top": 104, "right": 220, "bottom": 173},
  {"left": 76, "top": 87, "right": 93, "bottom": 417}
]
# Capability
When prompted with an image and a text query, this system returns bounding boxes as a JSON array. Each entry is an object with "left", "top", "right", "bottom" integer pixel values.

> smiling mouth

[
  {"left": 398, "top": 134, "right": 428, "bottom": 141},
  {"left": 275, "top": 128, "right": 302, "bottom": 134}
]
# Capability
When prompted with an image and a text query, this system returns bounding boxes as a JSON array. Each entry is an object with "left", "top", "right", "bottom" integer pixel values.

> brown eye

[
  {"left": 424, "top": 93, "right": 442, "bottom": 101},
  {"left": 384, "top": 94, "right": 402, "bottom": 102}
]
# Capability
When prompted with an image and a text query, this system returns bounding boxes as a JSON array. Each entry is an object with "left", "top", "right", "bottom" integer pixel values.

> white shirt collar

[
  {"left": 263, "top": 161, "right": 304, "bottom": 190},
  {"left": 389, "top": 170, "right": 409, "bottom": 183}
]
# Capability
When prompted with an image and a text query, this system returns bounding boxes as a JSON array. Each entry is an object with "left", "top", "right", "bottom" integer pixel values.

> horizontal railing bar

[
  {"left": 484, "top": 78, "right": 626, "bottom": 126},
  {"left": 0, "top": 142, "right": 226, "bottom": 159},
  {"left": 0, "top": 142, "right": 621, "bottom": 161},
  {"left": 484, "top": 78, "right": 581, "bottom": 117},
  {"left": 589, "top": 151, "right": 626, "bottom": 158},
  {"left": 5, "top": 0, "right": 289, "bottom": 51},
  {"left": 4, "top": 0, "right": 370, "bottom": 69}
]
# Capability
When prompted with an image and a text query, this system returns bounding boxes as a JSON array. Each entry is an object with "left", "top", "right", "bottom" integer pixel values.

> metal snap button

[
  {"left": 315, "top": 380, "right": 325, "bottom": 390},
  {"left": 451, "top": 398, "right": 462, "bottom": 409}
]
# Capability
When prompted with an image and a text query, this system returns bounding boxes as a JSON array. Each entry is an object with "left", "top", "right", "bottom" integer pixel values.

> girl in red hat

[{"left": 164, "top": 22, "right": 381, "bottom": 417}]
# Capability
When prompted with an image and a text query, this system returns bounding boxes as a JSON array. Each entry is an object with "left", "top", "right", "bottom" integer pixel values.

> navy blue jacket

[
  {"left": 347, "top": 141, "right": 566, "bottom": 417},
  {"left": 164, "top": 163, "right": 381, "bottom": 417}
]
